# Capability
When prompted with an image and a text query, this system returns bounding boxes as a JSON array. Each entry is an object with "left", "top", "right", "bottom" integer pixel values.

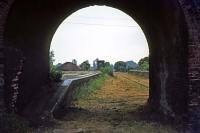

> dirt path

[{"left": 44, "top": 73, "right": 178, "bottom": 133}]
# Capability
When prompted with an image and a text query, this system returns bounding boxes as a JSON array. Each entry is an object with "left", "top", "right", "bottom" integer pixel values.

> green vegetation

[
  {"left": 100, "top": 62, "right": 114, "bottom": 76},
  {"left": 74, "top": 74, "right": 109, "bottom": 100},
  {"left": 80, "top": 60, "right": 90, "bottom": 71},
  {"left": 137, "top": 56, "right": 149, "bottom": 71},
  {"left": 114, "top": 61, "right": 127, "bottom": 72},
  {"left": 49, "top": 50, "right": 62, "bottom": 82},
  {"left": 73, "top": 61, "right": 113, "bottom": 100},
  {"left": 100, "top": 66, "right": 113, "bottom": 76}
]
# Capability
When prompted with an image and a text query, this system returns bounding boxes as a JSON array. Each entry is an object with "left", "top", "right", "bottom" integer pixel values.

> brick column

[
  {"left": 178, "top": 0, "right": 200, "bottom": 132},
  {"left": 0, "top": 0, "right": 14, "bottom": 112}
]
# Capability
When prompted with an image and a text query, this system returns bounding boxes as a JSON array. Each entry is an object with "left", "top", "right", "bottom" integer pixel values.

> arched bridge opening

[{"left": 1, "top": 0, "right": 200, "bottom": 131}]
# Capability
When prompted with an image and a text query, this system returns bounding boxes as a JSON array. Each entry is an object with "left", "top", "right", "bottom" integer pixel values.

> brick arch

[{"left": 0, "top": 0, "right": 199, "bottom": 129}]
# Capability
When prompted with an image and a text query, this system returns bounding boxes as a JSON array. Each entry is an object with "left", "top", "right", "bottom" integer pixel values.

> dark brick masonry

[
  {"left": 178, "top": 0, "right": 200, "bottom": 132},
  {"left": 0, "top": 0, "right": 14, "bottom": 112}
]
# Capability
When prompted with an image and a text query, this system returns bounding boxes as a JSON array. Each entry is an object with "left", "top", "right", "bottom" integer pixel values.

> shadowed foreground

[{"left": 41, "top": 73, "right": 179, "bottom": 133}]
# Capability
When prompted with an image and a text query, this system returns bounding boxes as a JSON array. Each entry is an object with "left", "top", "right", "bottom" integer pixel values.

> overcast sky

[{"left": 50, "top": 6, "right": 149, "bottom": 65}]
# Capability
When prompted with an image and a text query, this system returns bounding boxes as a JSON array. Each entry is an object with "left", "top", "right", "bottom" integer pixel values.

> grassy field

[
  {"left": 73, "top": 74, "right": 109, "bottom": 100},
  {"left": 42, "top": 73, "right": 180, "bottom": 133}
]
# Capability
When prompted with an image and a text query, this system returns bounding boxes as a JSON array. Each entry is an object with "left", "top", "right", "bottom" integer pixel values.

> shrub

[
  {"left": 137, "top": 57, "right": 149, "bottom": 71},
  {"left": 80, "top": 60, "right": 90, "bottom": 71},
  {"left": 100, "top": 66, "right": 113, "bottom": 76},
  {"left": 49, "top": 50, "right": 62, "bottom": 82},
  {"left": 49, "top": 68, "right": 62, "bottom": 82},
  {"left": 114, "top": 61, "right": 127, "bottom": 72}
]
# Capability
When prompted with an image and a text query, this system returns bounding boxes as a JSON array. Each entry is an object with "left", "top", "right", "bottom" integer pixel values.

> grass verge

[{"left": 73, "top": 74, "right": 109, "bottom": 100}]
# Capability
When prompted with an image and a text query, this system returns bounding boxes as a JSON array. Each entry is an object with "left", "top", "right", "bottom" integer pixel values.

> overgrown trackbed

[{"left": 45, "top": 73, "right": 178, "bottom": 133}]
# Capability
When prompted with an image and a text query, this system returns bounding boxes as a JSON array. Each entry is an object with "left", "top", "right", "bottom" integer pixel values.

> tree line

[
  {"left": 114, "top": 57, "right": 149, "bottom": 72},
  {"left": 49, "top": 50, "right": 149, "bottom": 81}
]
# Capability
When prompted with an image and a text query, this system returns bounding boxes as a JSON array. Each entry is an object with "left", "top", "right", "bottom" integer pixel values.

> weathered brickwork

[
  {"left": 0, "top": 0, "right": 16, "bottom": 112},
  {"left": 0, "top": 0, "right": 12, "bottom": 112},
  {"left": 178, "top": 0, "right": 200, "bottom": 132}
]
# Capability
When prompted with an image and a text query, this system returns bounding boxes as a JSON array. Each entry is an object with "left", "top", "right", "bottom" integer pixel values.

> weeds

[
  {"left": 74, "top": 74, "right": 109, "bottom": 100},
  {"left": 100, "top": 66, "right": 114, "bottom": 76}
]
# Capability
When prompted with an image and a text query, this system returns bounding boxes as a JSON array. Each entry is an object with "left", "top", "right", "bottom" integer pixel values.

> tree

[
  {"left": 49, "top": 50, "right": 62, "bottom": 82},
  {"left": 126, "top": 61, "right": 138, "bottom": 71},
  {"left": 72, "top": 59, "right": 77, "bottom": 65},
  {"left": 138, "top": 57, "right": 149, "bottom": 71},
  {"left": 49, "top": 50, "right": 55, "bottom": 71},
  {"left": 114, "top": 61, "right": 127, "bottom": 72},
  {"left": 138, "top": 57, "right": 149, "bottom": 66},
  {"left": 49, "top": 50, "right": 55, "bottom": 67},
  {"left": 100, "top": 62, "right": 113, "bottom": 76},
  {"left": 80, "top": 60, "right": 91, "bottom": 71},
  {"left": 104, "top": 62, "right": 111, "bottom": 67}
]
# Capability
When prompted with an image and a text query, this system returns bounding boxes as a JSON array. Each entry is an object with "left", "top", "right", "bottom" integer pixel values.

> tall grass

[{"left": 74, "top": 74, "right": 109, "bottom": 100}]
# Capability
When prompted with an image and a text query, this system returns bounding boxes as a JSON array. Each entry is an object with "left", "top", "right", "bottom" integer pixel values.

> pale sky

[{"left": 50, "top": 6, "right": 149, "bottom": 65}]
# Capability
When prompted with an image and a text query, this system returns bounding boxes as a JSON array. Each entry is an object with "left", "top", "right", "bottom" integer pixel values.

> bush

[
  {"left": 49, "top": 68, "right": 62, "bottom": 82},
  {"left": 100, "top": 66, "right": 114, "bottom": 76},
  {"left": 49, "top": 50, "right": 62, "bottom": 82},
  {"left": 80, "top": 60, "right": 90, "bottom": 71},
  {"left": 137, "top": 57, "right": 149, "bottom": 71},
  {"left": 114, "top": 61, "right": 127, "bottom": 72}
]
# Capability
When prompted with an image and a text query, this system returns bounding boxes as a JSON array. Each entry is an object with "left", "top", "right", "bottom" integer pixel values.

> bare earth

[{"left": 44, "top": 73, "right": 178, "bottom": 133}]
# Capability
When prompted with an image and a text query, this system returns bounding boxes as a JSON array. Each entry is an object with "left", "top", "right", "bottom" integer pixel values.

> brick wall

[
  {"left": 0, "top": 0, "right": 15, "bottom": 112},
  {"left": 178, "top": 0, "right": 200, "bottom": 132},
  {"left": 0, "top": 0, "right": 9, "bottom": 112}
]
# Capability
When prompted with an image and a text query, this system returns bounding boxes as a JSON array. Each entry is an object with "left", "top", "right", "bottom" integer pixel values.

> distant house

[{"left": 57, "top": 62, "right": 81, "bottom": 71}]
